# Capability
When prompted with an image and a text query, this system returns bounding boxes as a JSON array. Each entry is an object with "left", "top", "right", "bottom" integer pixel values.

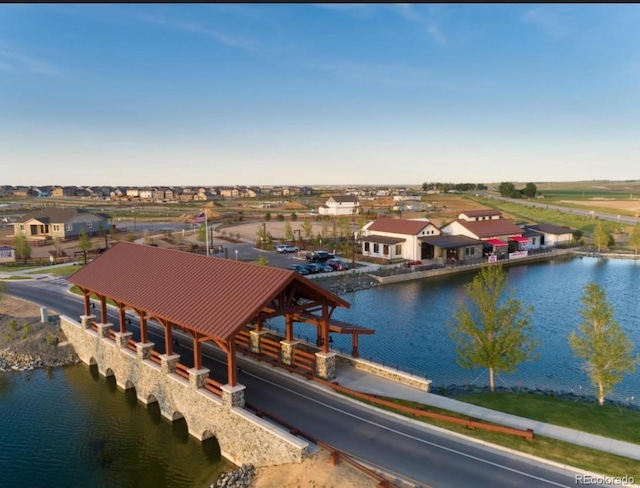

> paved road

[
  {"left": 479, "top": 193, "right": 640, "bottom": 226},
  {"left": 7, "top": 281, "right": 612, "bottom": 487}
]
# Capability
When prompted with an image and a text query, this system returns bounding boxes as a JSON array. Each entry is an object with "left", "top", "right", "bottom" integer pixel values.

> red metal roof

[
  {"left": 68, "top": 242, "right": 349, "bottom": 341},
  {"left": 509, "top": 235, "right": 530, "bottom": 243},
  {"left": 454, "top": 219, "right": 523, "bottom": 238},
  {"left": 367, "top": 218, "right": 434, "bottom": 235}
]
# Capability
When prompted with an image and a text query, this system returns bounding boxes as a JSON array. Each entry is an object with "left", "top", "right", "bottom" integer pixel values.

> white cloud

[
  {"left": 0, "top": 48, "right": 60, "bottom": 76},
  {"left": 522, "top": 7, "right": 571, "bottom": 39},
  {"left": 426, "top": 23, "right": 447, "bottom": 45}
]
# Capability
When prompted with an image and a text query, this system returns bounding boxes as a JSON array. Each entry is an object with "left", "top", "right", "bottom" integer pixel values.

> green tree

[
  {"left": 276, "top": 213, "right": 284, "bottom": 222},
  {"left": 522, "top": 183, "right": 537, "bottom": 199},
  {"left": 256, "top": 255, "right": 269, "bottom": 266},
  {"left": 53, "top": 237, "right": 64, "bottom": 258},
  {"left": 629, "top": 224, "right": 640, "bottom": 255},
  {"left": 498, "top": 182, "right": 518, "bottom": 198},
  {"left": 78, "top": 228, "right": 93, "bottom": 265},
  {"left": 264, "top": 212, "right": 272, "bottom": 222},
  {"left": 339, "top": 216, "right": 350, "bottom": 238},
  {"left": 593, "top": 221, "right": 610, "bottom": 252},
  {"left": 321, "top": 219, "right": 329, "bottom": 239},
  {"left": 449, "top": 265, "right": 538, "bottom": 392},
  {"left": 283, "top": 221, "right": 294, "bottom": 242},
  {"left": 13, "top": 232, "right": 31, "bottom": 263},
  {"left": 301, "top": 220, "right": 313, "bottom": 239},
  {"left": 569, "top": 283, "right": 638, "bottom": 406},
  {"left": 196, "top": 223, "right": 206, "bottom": 243}
]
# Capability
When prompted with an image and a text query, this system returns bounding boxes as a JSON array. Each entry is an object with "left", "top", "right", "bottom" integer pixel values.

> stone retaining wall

[
  {"left": 337, "top": 354, "right": 431, "bottom": 392},
  {"left": 61, "top": 315, "right": 308, "bottom": 468}
]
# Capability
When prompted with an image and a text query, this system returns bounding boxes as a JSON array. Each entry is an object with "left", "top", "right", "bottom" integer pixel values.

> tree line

[
  {"left": 498, "top": 182, "right": 537, "bottom": 199},
  {"left": 449, "top": 265, "right": 637, "bottom": 405},
  {"left": 422, "top": 182, "right": 488, "bottom": 192}
]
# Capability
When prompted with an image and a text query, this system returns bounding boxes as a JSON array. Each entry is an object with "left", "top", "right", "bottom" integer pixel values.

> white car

[{"left": 276, "top": 244, "right": 299, "bottom": 253}]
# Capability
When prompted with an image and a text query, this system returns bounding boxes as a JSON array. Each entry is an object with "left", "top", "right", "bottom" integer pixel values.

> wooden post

[
  {"left": 100, "top": 296, "right": 107, "bottom": 324},
  {"left": 140, "top": 314, "right": 148, "bottom": 343},
  {"left": 164, "top": 323, "right": 172, "bottom": 356},
  {"left": 322, "top": 304, "right": 329, "bottom": 353},
  {"left": 227, "top": 338, "right": 237, "bottom": 387},
  {"left": 285, "top": 314, "right": 293, "bottom": 342},
  {"left": 256, "top": 319, "right": 262, "bottom": 332},
  {"left": 352, "top": 333, "right": 359, "bottom": 358},
  {"left": 83, "top": 291, "right": 90, "bottom": 317},
  {"left": 118, "top": 304, "right": 126, "bottom": 333},
  {"left": 193, "top": 333, "right": 202, "bottom": 370}
]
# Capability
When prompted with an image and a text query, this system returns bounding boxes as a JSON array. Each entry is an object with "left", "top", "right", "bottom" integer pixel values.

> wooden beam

[
  {"left": 322, "top": 304, "right": 329, "bottom": 353},
  {"left": 352, "top": 332, "right": 359, "bottom": 358},
  {"left": 194, "top": 332, "right": 202, "bottom": 370},
  {"left": 140, "top": 314, "right": 148, "bottom": 344},
  {"left": 257, "top": 301, "right": 325, "bottom": 321},
  {"left": 100, "top": 295, "right": 107, "bottom": 324},
  {"left": 118, "top": 304, "right": 126, "bottom": 333},
  {"left": 285, "top": 314, "right": 293, "bottom": 342},
  {"left": 165, "top": 322, "right": 172, "bottom": 356},
  {"left": 227, "top": 338, "right": 237, "bottom": 386},
  {"left": 83, "top": 290, "right": 90, "bottom": 317}
]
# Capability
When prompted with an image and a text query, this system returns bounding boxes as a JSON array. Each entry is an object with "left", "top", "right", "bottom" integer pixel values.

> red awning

[
  {"left": 509, "top": 236, "right": 530, "bottom": 243},
  {"left": 485, "top": 238, "right": 508, "bottom": 247}
]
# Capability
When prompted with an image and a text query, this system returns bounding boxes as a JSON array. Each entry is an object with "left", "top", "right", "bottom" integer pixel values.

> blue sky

[{"left": 1, "top": 4, "right": 639, "bottom": 186}]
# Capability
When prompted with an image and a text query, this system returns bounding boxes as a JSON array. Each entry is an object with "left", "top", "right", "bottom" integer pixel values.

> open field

[{"left": 559, "top": 199, "right": 640, "bottom": 215}]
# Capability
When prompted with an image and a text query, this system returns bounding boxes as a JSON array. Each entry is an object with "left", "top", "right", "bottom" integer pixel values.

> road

[
  {"left": 7, "top": 281, "right": 610, "bottom": 487},
  {"left": 479, "top": 193, "right": 639, "bottom": 226}
]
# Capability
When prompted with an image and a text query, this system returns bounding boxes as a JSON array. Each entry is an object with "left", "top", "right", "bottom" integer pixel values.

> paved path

[{"left": 334, "top": 362, "right": 640, "bottom": 461}]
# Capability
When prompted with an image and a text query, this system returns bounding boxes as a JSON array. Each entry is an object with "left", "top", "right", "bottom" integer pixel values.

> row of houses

[
  {"left": 0, "top": 185, "right": 314, "bottom": 201},
  {"left": 359, "top": 209, "right": 573, "bottom": 264}
]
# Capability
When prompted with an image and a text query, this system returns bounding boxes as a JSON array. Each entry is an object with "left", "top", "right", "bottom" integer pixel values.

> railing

[
  {"left": 236, "top": 330, "right": 251, "bottom": 351},
  {"left": 175, "top": 362, "right": 190, "bottom": 380},
  {"left": 204, "top": 377, "right": 223, "bottom": 397},
  {"left": 260, "top": 337, "right": 281, "bottom": 361},
  {"left": 292, "top": 349, "right": 315, "bottom": 374},
  {"left": 107, "top": 329, "right": 117, "bottom": 342},
  {"left": 149, "top": 349, "right": 162, "bottom": 365},
  {"left": 127, "top": 338, "right": 137, "bottom": 352}
]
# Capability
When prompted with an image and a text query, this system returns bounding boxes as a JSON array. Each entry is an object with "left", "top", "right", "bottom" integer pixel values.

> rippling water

[
  {"left": 0, "top": 365, "right": 232, "bottom": 488},
  {"left": 319, "top": 256, "right": 640, "bottom": 402}
]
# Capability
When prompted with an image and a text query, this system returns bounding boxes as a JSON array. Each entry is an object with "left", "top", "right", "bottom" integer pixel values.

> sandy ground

[{"left": 252, "top": 449, "right": 379, "bottom": 488}]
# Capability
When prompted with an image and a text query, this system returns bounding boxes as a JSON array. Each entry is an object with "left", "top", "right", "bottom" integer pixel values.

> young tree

[
  {"left": 569, "top": 283, "right": 637, "bottom": 406},
  {"left": 449, "top": 265, "right": 538, "bottom": 392},
  {"left": 593, "top": 221, "right": 610, "bottom": 252},
  {"left": 301, "top": 220, "right": 313, "bottom": 239},
  {"left": 196, "top": 223, "right": 206, "bottom": 243},
  {"left": 53, "top": 237, "right": 64, "bottom": 258},
  {"left": 629, "top": 224, "right": 640, "bottom": 255},
  {"left": 256, "top": 255, "right": 269, "bottom": 266},
  {"left": 283, "top": 221, "right": 294, "bottom": 242},
  {"left": 522, "top": 183, "right": 537, "bottom": 199},
  {"left": 13, "top": 232, "right": 31, "bottom": 263},
  {"left": 264, "top": 212, "right": 272, "bottom": 222},
  {"left": 78, "top": 228, "right": 93, "bottom": 265}
]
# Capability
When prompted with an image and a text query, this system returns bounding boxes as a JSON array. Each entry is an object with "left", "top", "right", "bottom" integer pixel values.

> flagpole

[{"left": 205, "top": 210, "right": 209, "bottom": 256}]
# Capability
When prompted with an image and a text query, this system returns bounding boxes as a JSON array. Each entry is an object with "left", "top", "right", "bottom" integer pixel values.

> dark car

[
  {"left": 317, "top": 263, "right": 333, "bottom": 273},
  {"left": 287, "top": 264, "right": 309, "bottom": 275},
  {"left": 327, "top": 258, "right": 350, "bottom": 271},
  {"left": 306, "top": 251, "right": 335, "bottom": 263},
  {"left": 304, "top": 263, "right": 323, "bottom": 274}
]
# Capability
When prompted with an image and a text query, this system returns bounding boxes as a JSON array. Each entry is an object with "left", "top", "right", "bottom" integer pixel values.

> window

[
  {"left": 86, "top": 222, "right": 93, "bottom": 229},
  {"left": 66, "top": 224, "right": 72, "bottom": 231},
  {"left": 364, "top": 242, "right": 370, "bottom": 252},
  {"left": 465, "top": 247, "right": 470, "bottom": 256},
  {"left": 373, "top": 243, "right": 380, "bottom": 253},
  {"left": 52, "top": 225, "right": 60, "bottom": 232},
  {"left": 395, "top": 244, "right": 402, "bottom": 255},
  {"left": 19, "top": 224, "right": 24, "bottom": 231},
  {"left": 383, "top": 245, "right": 389, "bottom": 255}
]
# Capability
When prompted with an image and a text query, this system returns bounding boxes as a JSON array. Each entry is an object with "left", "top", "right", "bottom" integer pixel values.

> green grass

[
  {"left": 2, "top": 276, "right": 31, "bottom": 280},
  {"left": 25, "top": 264, "right": 82, "bottom": 276},
  {"left": 360, "top": 394, "right": 640, "bottom": 479},
  {"left": 0, "top": 264, "right": 41, "bottom": 272},
  {"left": 457, "top": 392, "right": 640, "bottom": 444}
]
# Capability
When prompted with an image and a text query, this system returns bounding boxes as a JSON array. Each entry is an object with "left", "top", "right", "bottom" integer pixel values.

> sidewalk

[
  {"left": 0, "top": 262, "right": 81, "bottom": 280},
  {"left": 334, "top": 362, "right": 640, "bottom": 461}
]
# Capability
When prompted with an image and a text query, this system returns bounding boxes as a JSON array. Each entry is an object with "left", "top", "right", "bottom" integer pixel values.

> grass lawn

[
  {"left": 457, "top": 392, "right": 640, "bottom": 445},
  {"left": 350, "top": 393, "right": 640, "bottom": 479},
  {"left": 25, "top": 264, "right": 82, "bottom": 276},
  {"left": 2, "top": 276, "right": 31, "bottom": 280}
]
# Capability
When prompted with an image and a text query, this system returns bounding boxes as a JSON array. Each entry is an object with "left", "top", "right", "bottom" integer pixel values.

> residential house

[
  {"left": 138, "top": 188, "right": 154, "bottom": 200},
  {"left": 319, "top": 195, "right": 360, "bottom": 216},
  {"left": 52, "top": 186, "right": 78, "bottom": 198},
  {"left": 126, "top": 188, "right": 140, "bottom": 198},
  {"left": 0, "top": 246, "right": 15, "bottom": 263},
  {"left": 523, "top": 224, "right": 574, "bottom": 248},
  {"left": 14, "top": 208, "right": 111, "bottom": 241},
  {"left": 359, "top": 218, "right": 441, "bottom": 262}
]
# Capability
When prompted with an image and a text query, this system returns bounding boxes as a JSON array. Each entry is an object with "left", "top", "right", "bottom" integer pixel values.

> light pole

[{"left": 235, "top": 249, "right": 238, "bottom": 261}]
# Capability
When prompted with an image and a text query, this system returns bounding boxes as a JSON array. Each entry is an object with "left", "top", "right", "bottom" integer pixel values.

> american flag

[{"left": 191, "top": 212, "right": 206, "bottom": 225}]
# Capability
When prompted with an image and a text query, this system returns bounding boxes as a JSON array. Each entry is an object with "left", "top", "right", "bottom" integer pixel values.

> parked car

[
  {"left": 327, "top": 259, "right": 350, "bottom": 271},
  {"left": 317, "top": 263, "right": 334, "bottom": 273},
  {"left": 276, "top": 244, "right": 299, "bottom": 253},
  {"left": 287, "top": 264, "right": 309, "bottom": 275},
  {"left": 304, "top": 263, "right": 323, "bottom": 274},
  {"left": 306, "top": 251, "right": 335, "bottom": 263}
]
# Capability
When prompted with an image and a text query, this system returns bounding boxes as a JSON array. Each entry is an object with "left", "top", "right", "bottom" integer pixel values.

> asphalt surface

[{"left": 7, "top": 281, "right": 615, "bottom": 488}]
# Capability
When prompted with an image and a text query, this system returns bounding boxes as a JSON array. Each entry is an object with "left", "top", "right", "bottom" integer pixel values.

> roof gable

[
  {"left": 68, "top": 242, "right": 348, "bottom": 341},
  {"left": 367, "top": 218, "right": 435, "bottom": 236},
  {"left": 454, "top": 218, "right": 523, "bottom": 238}
]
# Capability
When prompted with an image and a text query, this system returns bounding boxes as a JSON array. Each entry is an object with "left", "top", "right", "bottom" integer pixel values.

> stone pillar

[
  {"left": 249, "top": 330, "right": 269, "bottom": 354},
  {"left": 136, "top": 342, "right": 154, "bottom": 361},
  {"left": 315, "top": 351, "right": 337, "bottom": 380},
  {"left": 280, "top": 340, "right": 300, "bottom": 366},
  {"left": 221, "top": 383, "right": 246, "bottom": 409},
  {"left": 188, "top": 367, "right": 210, "bottom": 391},
  {"left": 95, "top": 322, "right": 113, "bottom": 339},
  {"left": 80, "top": 315, "right": 96, "bottom": 329},
  {"left": 114, "top": 331, "right": 133, "bottom": 349},
  {"left": 160, "top": 354, "right": 180, "bottom": 375}
]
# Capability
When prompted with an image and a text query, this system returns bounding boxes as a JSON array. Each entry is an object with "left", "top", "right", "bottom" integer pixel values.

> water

[
  {"left": 309, "top": 256, "right": 640, "bottom": 403},
  {"left": 0, "top": 365, "right": 232, "bottom": 488}
]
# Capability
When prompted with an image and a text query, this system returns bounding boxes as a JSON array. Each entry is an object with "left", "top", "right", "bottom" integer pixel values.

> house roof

[
  {"left": 525, "top": 224, "right": 573, "bottom": 235},
  {"left": 367, "top": 218, "right": 434, "bottom": 236},
  {"left": 68, "top": 242, "right": 349, "bottom": 342},
  {"left": 421, "top": 234, "right": 482, "bottom": 249},
  {"left": 16, "top": 208, "right": 107, "bottom": 225},
  {"left": 486, "top": 238, "right": 508, "bottom": 247},
  {"left": 459, "top": 209, "right": 503, "bottom": 218},
  {"left": 454, "top": 218, "right": 523, "bottom": 238},
  {"left": 362, "top": 235, "right": 406, "bottom": 245},
  {"left": 329, "top": 195, "right": 359, "bottom": 203}
]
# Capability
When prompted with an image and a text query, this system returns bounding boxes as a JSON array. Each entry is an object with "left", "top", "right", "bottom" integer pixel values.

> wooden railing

[
  {"left": 127, "top": 339, "right": 137, "bottom": 352},
  {"left": 236, "top": 330, "right": 251, "bottom": 351},
  {"left": 204, "top": 377, "right": 223, "bottom": 397},
  {"left": 149, "top": 349, "right": 162, "bottom": 365},
  {"left": 292, "top": 349, "right": 316, "bottom": 374},
  {"left": 175, "top": 362, "right": 190, "bottom": 380},
  {"left": 107, "top": 329, "right": 117, "bottom": 342},
  {"left": 260, "top": 337, "right": 281, "bottom": 361}
]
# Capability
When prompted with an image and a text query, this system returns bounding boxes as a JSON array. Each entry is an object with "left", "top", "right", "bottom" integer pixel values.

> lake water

[
  {"left": 0, "top": 365, "right": 231, "bottom": 488},
  {"left": 300, "top": 256, "right": 640, "bottom": 403}
]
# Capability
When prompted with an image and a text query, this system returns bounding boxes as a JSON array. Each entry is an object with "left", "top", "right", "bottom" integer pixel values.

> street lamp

[{"left": 235, "top": 249, "right": 238, "bottom": 261}]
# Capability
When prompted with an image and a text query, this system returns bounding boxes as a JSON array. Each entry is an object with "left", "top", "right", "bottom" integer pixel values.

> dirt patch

[
  {"left": 560, "top": 199, "right": 640, "bottom": 214},
  {"left": 251, "top": 449, "right": 378, "bottom": 488}
]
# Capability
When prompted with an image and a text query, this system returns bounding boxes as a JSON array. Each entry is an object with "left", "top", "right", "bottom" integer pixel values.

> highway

[{"left": 7, "top": 280, "right": 608, "bottom": 487}]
